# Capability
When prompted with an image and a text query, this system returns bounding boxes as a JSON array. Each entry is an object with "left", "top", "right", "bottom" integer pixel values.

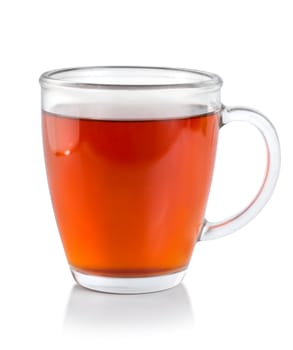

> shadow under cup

[{"left": 40, "top": 66, "right": 222, "bottom": 293}]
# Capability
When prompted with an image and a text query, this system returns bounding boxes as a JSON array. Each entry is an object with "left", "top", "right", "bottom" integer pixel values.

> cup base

[{"left": 70, "top": 268, "right": 186, "bottom": 294}]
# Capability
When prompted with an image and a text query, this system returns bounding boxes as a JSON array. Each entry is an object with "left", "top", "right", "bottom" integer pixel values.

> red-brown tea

[{"left": 42, "top": 111, "right": 219, "bottom": 277}]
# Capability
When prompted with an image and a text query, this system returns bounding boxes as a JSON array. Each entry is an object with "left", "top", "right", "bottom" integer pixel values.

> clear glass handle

[{"left": 200, "top": 106, "right": 281, "bottom": 241}]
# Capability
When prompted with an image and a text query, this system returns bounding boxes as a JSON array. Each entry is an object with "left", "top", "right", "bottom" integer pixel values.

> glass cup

[{"left": 40, "top": 67, "right": 280, "bottom": 294}]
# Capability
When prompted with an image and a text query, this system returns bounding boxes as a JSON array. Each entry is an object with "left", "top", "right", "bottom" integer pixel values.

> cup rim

[{"left": 39, "top": 66, "right": 223, "bottom": 91}]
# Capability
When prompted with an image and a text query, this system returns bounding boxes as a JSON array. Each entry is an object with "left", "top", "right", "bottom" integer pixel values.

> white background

[{"left": 0, "top": 0, "right": 291, "bottom": 349}]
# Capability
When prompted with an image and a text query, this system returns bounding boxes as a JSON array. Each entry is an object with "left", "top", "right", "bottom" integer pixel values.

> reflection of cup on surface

[
  {"left": 64, "top": 284, "right": 194, "bottom": 333},
  {"left": 40, "top": 67, "right": 280, "bottom": 294}
]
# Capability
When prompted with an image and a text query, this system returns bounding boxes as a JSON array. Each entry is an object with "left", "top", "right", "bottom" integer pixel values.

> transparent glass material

[{"left": 40, "top": 66, "right": 280, "bottom": 294}]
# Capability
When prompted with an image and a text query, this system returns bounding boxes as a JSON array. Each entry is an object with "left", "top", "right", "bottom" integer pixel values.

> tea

[{"left": 42, "top": 110, "right": 219, "bottom": 277}]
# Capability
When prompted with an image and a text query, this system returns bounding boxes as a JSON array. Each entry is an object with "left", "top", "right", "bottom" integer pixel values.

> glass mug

[{"left": 40, "top": 67, "right": 280, "bottom": 294}]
